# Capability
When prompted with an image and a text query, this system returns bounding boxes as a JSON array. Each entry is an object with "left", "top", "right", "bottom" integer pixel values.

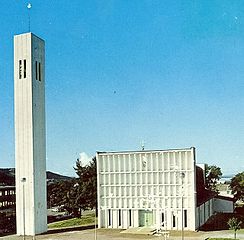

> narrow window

[
  {"left": 24, "top": 59, "right": 26, "bottom": 78},
  {"left": 184, "top": 210, "right": 187, "bottom": 228},
  {"left": 161, "top": 213, "right": 164, "bottom": 226},
  {"left": 172, "top": 214, "right": 176, "bottom": 227},
  {"left": 19, "top": 60, "right": 22, "bottom": 79},
  {"left": 129, "top": 209, "right": 132, "bottom": 226},
  {"left": 35, "top": 61, "right": 38, "bottom": 80},
  {"left": 39, "top": 62, "right": 41, "bottom": 81},
  {"left": 108, "top": 209, "right": 111, "bottom": 226},
  {"left": 118, "top": 209, "right": 121, "bottom": 226}
]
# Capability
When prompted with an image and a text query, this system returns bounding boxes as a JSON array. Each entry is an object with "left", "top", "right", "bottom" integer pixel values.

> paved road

[{"left": 1, "top": 229, "right": 244, "bottom": 240}]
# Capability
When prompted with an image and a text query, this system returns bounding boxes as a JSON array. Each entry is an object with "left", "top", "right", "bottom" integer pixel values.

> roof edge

[{"left": 97, "top": 147, "right": 195, "bottom": 155}]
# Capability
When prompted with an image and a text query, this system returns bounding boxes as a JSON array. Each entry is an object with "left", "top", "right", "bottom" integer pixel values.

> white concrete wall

[
  {"left": 97, "top": 148, "right": 197, "bottom": 230},
  {"left": 14, "top": 32, "right": 47, "bottom": 236},
  {"left": 213, "top": 198, "right": 234, "bottom": 213}
]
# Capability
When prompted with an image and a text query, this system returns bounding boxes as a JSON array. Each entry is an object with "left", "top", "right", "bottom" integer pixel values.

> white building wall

[
  {"left": 97, "top": 148, "right": 197, "bottom": 230},
  {"left": 14, "top": 32, "right": 47, "bottom": 235}
]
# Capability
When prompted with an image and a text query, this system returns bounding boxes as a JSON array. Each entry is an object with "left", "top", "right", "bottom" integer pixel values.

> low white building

[{"left": 96, "top": 147, "right": 233, "bottom": 231}]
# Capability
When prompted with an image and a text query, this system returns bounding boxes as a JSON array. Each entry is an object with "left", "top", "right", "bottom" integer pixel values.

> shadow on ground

[
  {"left": 44, "top": 224, "right": 96, "bottom": 235},
  {"left": 200, "top": 212, "right": 244, "bottom": 231}
]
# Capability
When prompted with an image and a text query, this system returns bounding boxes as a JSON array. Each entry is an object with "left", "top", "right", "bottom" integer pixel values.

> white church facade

[{"left": 97, "top": 147, "right": 233, "bottom": 231}]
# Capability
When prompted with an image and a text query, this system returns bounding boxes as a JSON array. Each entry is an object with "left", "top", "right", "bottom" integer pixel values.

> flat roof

[
  {"left": 215, "top": 195, "right": 235, "bottom": 202},
  {"left": 14, "top": 32, "right": 44, "bottom": 42},
  {"left": 97, "top": 147, "right": 195, "bottom": 155}
]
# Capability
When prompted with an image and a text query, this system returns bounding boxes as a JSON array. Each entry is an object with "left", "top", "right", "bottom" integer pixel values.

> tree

[
  {"left": 230, "top": 171, "right": 244, "bottom": 201},
  {"left": 46, "top": 157, "right": 97, "bottom": 218},
  {"left": 205, "top": 165, "right": 222, "bottom": 192},
  {"left": 74, "top": 157, "right": 97, "bottom": 211},
  {"left": 47, "top": 179, "right": 81, "bottom": 217},
  {"left": 227, "top": 217, "right": 242, "bottom": 239}
]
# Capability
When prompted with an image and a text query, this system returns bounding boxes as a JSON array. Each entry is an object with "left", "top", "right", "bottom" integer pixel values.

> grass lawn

[
  {"left": 48, "top": 213, "right": 97, "bottom": 229},
  {"left": 207, "top": 239, "right": 238, "bottom": 240},
  {"left": 216, "top": 229, "right": 244, "bottom": 233},
  {"left": 205, "top": 229, "right": 244, "bottom": 240},
  {"left": 168, "top": 230, "right": 202, "bottom": 237}
]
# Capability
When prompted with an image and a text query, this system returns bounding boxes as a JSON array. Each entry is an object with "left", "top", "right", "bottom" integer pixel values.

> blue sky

[{"left": 0, "top": 1, "right": 244, "bottom": 176}]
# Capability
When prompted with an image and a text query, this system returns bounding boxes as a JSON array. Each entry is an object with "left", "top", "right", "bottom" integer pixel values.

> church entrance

[{"left": 139, "top": 210, "right": 153, "bottom": 227}]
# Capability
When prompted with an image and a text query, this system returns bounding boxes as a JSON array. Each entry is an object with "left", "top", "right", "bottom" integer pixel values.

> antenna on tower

[
  {"left": 27, "top": 3, "right": 32, "bottom": 32},
  {"left": 141, "top": 140, "right": 145, "bottom": 151}
]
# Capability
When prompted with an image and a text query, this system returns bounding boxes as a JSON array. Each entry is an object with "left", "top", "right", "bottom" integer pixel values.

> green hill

[{"left": 0, "top": 168, "right": 72, "bottom": 185}]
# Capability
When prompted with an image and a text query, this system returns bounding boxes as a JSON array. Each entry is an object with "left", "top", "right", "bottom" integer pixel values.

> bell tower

[{"left": 14, "top": 32, "right": 47, "bottom": 235}]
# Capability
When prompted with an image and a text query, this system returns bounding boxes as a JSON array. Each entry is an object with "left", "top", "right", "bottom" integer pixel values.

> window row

[
  {"left": 107, "top": 209, "right": 131, "bottom": 227},
  {"left": 0, "top": 201, "right": 15, "bottom": 208},
  {"left": 18, "top": 60, "right": 42, "bottom": 81},
  {"left": 172, "top": 210, "right": 187, "bottom": 228},
  {"left": 104, "top": 209, "right": 187, "bottom": 229},
  {"left": 0, "top": 190, "right": 15, "bottom": 196}
]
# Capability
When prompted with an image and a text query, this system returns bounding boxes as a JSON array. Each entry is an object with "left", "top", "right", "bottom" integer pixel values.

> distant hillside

[
  {"left": 0, "top": 168, "right": 72, "bottom": 185},
  {"left": 46, "top": 171, "right": 72, "bottom": 181}
]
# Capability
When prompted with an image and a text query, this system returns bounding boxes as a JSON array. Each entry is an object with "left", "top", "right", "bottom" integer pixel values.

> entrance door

[{"left": 139, "top": 210, "right": 153, "bottom": 227}]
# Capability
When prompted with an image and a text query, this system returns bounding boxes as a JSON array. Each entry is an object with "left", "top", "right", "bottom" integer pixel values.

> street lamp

[
  {"left": 180, "top": 172, "right": 185, "bottom": 240},
  {"left": 21, "top": 177, "right": 26, "bottom": 240}
]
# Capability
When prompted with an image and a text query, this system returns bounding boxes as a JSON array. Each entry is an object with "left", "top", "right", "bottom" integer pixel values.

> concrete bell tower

[{"left": 14, "top": 32, "right": 47, "bottom": 235}]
